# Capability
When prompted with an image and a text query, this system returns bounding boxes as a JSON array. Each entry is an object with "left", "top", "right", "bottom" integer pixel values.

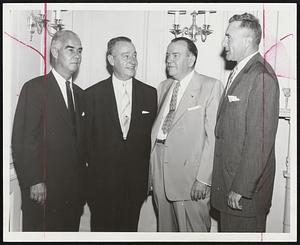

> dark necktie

[
  {"left": 161, "top": 81, "right": 181, "bottom": 134},
  {"left": 65, "top": 81, "right": 76, "bottom": 135}
]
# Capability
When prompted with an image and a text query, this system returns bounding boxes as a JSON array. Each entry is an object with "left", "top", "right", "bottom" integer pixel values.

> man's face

[
  {"left": 222, "top": 21, "right": 248, "bottom": 62},
  {"left": 166, "top": 40, "right": 194, "bottom": 81},
  {"left": 54, "top": 34, "right": 82, "bottom": 78},
  {"left": 108, "top": 41, "right": 137, "bottom": 80}
]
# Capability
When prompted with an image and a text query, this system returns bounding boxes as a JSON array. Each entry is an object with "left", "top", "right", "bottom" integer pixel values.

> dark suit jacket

[
  {"left": 211, "top": 53, "right": 279, "bottom": 217},
  {"left": 85, "top": 77, "right": 157, "bottom": 209},
  {"left": 12, "top": 71, "right": 86, "bottom": 211}
]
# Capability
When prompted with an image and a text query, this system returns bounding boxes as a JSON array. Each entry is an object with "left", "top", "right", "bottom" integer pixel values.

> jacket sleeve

[
  {"left": 230, "top": 71, "right": 279, "bottom": 198},
  {"left": 196, "top": 79, "right": 224, "bottom": 185},
  {"left": 11, "top": 81, "right": 45, "bottom": 189}
]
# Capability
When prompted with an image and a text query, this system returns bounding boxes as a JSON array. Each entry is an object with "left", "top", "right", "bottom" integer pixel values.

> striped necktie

[
  {"left": 225, "top": 66, "right": 238, "bottom": 94},
  {"left": 120, "top": 81, "right": 131, "bottom": 140},
  {"left": 161, "top": 81, "right": 181, "bottom": 134}
]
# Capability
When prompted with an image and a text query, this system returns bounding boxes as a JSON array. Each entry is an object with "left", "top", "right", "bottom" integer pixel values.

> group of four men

[{"left": 12, "top": 13, "right": 279, "bottom": 232}]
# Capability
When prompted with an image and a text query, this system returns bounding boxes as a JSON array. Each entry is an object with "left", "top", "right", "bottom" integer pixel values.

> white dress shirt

[
  {"left": 228, "top": 51, "right": 259, "bottom": 87},
  {"left": 157, "top": 70, "right": 195, "bottom": 140},
  {"left": 52, "top": 68, "right": 75, "bottom": 109},
  {"left": 112, "top": 74, "right": 133, "bottom": 132}
]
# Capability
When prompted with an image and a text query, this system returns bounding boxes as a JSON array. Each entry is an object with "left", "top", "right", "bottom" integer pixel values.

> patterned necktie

[
  {"left": 65, "top": 81, "right": 76, "bottom": 136},
  {"left": 161, "top": 81, "right": 181, "bottom": 134},
  {"left": 120, "top": 81, "right": 131, "bottom": 140},
  {"left": 225, "top": 66, "right": 238, "bottom": 94}
]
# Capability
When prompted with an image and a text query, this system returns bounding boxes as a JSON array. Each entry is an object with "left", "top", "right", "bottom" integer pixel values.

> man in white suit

[{"left": 148, "top": 37, "right": 223, "bottom": 231}]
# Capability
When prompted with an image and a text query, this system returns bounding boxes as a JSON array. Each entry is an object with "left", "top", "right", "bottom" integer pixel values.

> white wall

[{"left": 4, "top": 3, "right": 296, "bottom": 235}]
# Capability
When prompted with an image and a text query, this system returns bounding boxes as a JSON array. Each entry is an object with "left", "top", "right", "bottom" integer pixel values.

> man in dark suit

[
  {"left": 211, "top": 13, "right": 279, "bottom": 232},
  {"left": 11, "top": 30, "right": 86, "bottom": 231},
  {"left": 85, "top": 36, "right": 157, "bottom": 231}
]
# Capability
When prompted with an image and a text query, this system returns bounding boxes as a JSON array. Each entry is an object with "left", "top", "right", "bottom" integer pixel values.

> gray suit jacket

[
  {"left": 149, "top": 71, "right": 223, "bottom": 201},
  {"left": 211, "top": 53, "right": 279, "bottom": 217}
]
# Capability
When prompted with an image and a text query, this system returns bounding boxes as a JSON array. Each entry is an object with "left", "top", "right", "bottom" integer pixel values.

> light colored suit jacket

[{"left": 150, "top": 71, "right": 223, "bottom": 201}]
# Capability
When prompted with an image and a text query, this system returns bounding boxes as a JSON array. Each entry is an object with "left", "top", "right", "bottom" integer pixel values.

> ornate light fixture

[
  {"left": 168, "top": 10, "right": 216, "bottom": 42},
  {"left": 27, "top": 10, "right": 67, "bottom": 41}
]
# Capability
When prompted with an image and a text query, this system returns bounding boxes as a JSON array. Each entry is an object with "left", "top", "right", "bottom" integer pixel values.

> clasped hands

[
  {"left": 190, "top": 179, "right": 210, "bottom": 201},
  {"left": 30, "top": 182, "right": 47, "bottom": 205}
]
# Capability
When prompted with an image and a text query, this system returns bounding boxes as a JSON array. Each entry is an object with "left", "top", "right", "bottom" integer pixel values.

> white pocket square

[
  {"left": 228, "top": 95, "right": 240, "bottom": 102},
  {"left": 187, "top": 105, "right": 201, "bottom": 111},
  {"left": 81, "top": 112, "right": 85, "bottom": 116},
  {"left": 142, "top": 110, "right": 150, "bottom": 114}
]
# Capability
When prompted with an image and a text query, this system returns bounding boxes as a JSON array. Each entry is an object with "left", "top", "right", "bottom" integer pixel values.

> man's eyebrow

[
  {"left": 225, "top": 33, "right": 230, "bottom": 37},
  {"left": 65, "top": 45, "right": 83, "bottom": 50}
]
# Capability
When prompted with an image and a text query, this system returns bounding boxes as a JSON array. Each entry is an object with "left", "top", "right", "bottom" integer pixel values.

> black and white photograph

[{"left": 3, "top": 2, "right": 296, "bottom": 242}]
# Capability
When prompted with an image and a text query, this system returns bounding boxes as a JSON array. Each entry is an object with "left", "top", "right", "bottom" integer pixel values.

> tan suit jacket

[{"left": 150, "top": 71, "right": 223, "bottom": 201}]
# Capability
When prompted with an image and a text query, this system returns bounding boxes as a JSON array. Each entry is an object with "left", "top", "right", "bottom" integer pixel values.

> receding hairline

[{"left": 51, "top": 31, "right": 81, "bottom": 48}]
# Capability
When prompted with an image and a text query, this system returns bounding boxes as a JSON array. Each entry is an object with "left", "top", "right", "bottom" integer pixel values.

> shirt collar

[
  {"left": 236, "top": 51, "right": 259, "bottom": 72},
  {"left": 52, "top": 68, "right": 73, "bottom": 84},
  {"left": 112, "top": 73, "right": 132, "bottom": 87},
  {"left": 176, "top": 70, "right": 194, "bottom": 86}
]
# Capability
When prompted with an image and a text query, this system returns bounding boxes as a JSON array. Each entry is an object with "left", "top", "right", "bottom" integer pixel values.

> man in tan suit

[{"left": 148, "top": 37, "right": 223, "bottom": 232}]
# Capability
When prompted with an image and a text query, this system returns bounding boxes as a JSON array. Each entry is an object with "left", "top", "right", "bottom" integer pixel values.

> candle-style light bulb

[
  {"left": 174, "top": 11, "right": 179, "bottom": 25},
  {"left": 56, "top": 10, "right": 61, "bottom": 20}
]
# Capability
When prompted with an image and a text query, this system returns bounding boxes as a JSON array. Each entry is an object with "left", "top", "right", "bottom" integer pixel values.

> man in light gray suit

[
  {"left": 148, "top": 37, "right": 223, "bottom": 232},
  {"left": 211, "top": 13, "right": 279, "bottom": 232}
]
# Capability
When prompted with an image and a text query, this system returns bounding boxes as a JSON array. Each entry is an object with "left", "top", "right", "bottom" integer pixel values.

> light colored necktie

[
  {"left": 161, "top": 81, "right": 181, "bottom": 134},
  {"left": 225, "top": 66, "right": 238, "bottom": 94},
  {"left": 120, "top": 81, "right": 131, "bottom": 140}
]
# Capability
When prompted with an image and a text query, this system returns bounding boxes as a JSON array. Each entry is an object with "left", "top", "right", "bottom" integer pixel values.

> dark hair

[
  {"left": 106, "top": 36, "right": 132, "bottom": 74},
  {"left": 229, "top": 12, "right": 262, "bottom": 46},
  {"left": 50, "top": 30, "right": 80, "bottom": 67},
  {"left": 171, "top": 37, "right": 198, "bottom": 67}
]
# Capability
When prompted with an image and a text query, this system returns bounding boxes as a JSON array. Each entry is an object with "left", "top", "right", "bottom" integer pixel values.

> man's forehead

[
  {"left": 61, "top": 35, "right": 82, "bottom": 47},
  {"left": 113, "top": 41, "right": 135, "bottom": 53},
  {"left": 167, "top": 41, "right": 187, "bottom": 52}
]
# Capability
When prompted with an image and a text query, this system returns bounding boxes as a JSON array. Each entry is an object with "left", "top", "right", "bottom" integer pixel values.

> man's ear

[
  {"left": 188, "top": 54, "right": 196, "bottom": 68},
  {"left": 244, "top": 36, "right": 253, "bottom": 49},
  {"left": 51, "top": 47, "right": 59, "bottom": 59},
  {"left": 107, "top": 55, "right": 114, "bottom": 67}
]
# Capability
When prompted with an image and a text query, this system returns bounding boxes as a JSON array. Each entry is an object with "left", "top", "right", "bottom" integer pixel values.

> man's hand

[
  {"left": 30, "top": 182, "right": 47, "bottom": 205},
  {"left": 227, "top": 190, "right": 242, "bottom": 210},
  {"left": 190, "top": 180, "right": 210, "bottom": 201}
]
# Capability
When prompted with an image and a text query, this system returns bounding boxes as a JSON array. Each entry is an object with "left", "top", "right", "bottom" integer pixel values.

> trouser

[
  {"left": 220, "top": 212, "right": 267, "bottom": 232},
  {"left": 21, "top": 190, "right": 82, "bottom": 232},
  {"left": 151, "top": 142, "right": 211, "bottom": 232}
]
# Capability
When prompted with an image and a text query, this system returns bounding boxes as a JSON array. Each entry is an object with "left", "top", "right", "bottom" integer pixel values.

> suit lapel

[
  {"left": 127, "top": 78, "right": 138, "bottom": 139},
  {"left": 48, "top": 72, "right": 74, "bottom": 129},
  {"left": 73, "top": 85, "right": 82, "bottom": 139},
  {"left": 169, "top": 73, "right": 199, "bottom": 131},
  {"left": 216, "top": 53, "right": 261, "bottom": 122}
]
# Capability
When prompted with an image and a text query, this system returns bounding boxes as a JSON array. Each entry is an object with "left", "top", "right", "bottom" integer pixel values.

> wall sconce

[
  {"left": 168, "top": 10, "right": 216, "bottom": 42},
  {"left": 27, "top": 10, "right": 67, "bottom": 41}
]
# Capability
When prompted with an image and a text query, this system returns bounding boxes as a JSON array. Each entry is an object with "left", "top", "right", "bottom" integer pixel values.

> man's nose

[
  {"left": 128, "top": 56, "right": 137, "bottom": 64},
  {"left": 222, "top": 38, "right": 227, "bottom": 48}
]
